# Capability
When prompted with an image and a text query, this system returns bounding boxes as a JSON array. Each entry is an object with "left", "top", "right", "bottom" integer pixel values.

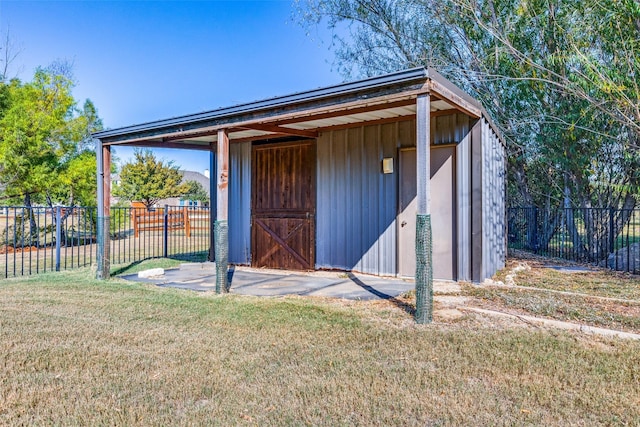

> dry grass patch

[
  {"left": 465, "top": 285, "right": 640, "bottom": 333},
  {"left": 497, "top": 250, "right": 640, "bottom": 300},
  {"left": 460, "top": 251, "right": 640, "bottom": 335},
  {"left": 1, "top": 268, "right": 639, "bottom": 425}
]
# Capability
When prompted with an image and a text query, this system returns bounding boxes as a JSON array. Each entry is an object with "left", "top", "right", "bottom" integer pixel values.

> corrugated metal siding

[
  {"left": 229, "top": 141, "right": 251, "bottom": 264},
  {"left": 454, "top": 114, "right": 471, "bottom": 281},
  {"left": 481, "top": 118, "right": 506, "bottom": 279},
  {"left": 316, "top": 115, "right": 477, "bottom": 277},
  {"left": 316, "top": 122, "right": 403, "bottom": 275},
  {"left": 433, "top": 113, "right": 460, "bottom": 145}
]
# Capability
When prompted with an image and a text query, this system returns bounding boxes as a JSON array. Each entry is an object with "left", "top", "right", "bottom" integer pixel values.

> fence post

[
  {"left": 609, "top": 206, "right": 615, "bottom": 254},
  {"left": 163, "top": 205, "right": 169, "bottom": 258},
  {"left": 55, "top": 206, "right": 61, "bottom": 271}
]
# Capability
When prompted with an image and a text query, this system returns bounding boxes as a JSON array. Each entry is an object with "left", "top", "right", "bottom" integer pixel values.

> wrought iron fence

[
  {"left": 508, "top": 207, "right": 640, "bottom": 274},
  {"left": 0, "top": 205, "right": 211, "bottom": 279}
]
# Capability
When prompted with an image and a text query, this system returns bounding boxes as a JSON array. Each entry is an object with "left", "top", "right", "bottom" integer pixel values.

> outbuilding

[{"left": 93, "top": 68, "right": 505, "bottom": 289}]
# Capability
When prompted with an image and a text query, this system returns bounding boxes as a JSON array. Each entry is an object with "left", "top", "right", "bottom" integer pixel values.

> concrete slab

[{"left": 120, "top": 263, "right": 416, "bottom": 301}]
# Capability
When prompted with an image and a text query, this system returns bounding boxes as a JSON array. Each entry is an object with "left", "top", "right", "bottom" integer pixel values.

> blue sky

[{"left": 0, "top": 0, "right": 340, "bottom": 173}]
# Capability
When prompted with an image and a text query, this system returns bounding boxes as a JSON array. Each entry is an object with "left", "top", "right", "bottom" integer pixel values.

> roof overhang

[{"left": 93, "top": 67, "right": 486, "bottom": 149}]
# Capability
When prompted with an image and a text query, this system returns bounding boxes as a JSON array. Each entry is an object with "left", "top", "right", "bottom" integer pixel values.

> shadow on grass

[
  {"left": 111, "top": 260, "right": 145, "bottom": 276},
  {"left": 347, "top": 272, "right": 415, "bottom": 316},
  {"left": 168, "top": 251, "right": 209, "bottom": 263}
]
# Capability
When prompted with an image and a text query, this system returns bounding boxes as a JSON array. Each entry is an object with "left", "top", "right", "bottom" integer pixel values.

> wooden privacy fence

[{"left": 131, "top": 205, "right": 210, "bottom": 238}]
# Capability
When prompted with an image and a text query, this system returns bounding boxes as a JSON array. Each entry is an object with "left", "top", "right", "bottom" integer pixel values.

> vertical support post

[
  {"left": 183, "top": 206, "right": 191, "bottom": 238},
  {"left": 470, "top": 119, "right": 483, "bottom": 282},
  {"left": 209, "top": 148, "right": 216, "bottom": 262},
  {"left": 415, "top": 93, "right": 432, "bottom": 324},
  {"left": 163, "top": 204, "right": 169, "bottom": 258},
  {"left": 55, "top": 206, "right": 61, "bottom": 271},
  {"left": 96, "top": 140, "right": 111, "bottom": 279},
  {"left": 215, "top": 129, "right": 229, "bottom": 293}
]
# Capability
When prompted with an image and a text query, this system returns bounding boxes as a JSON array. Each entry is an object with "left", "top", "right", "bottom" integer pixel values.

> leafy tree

[
  {"left": 182, "top": 180, "right": 209, "bottom": 205},
  {"left": 0, "top": 66, "right": 102, "bottom": 208},
  {"left": 113, "top": 149, "right": 189, "bottom": 210},
  {"left": 297, "top": 0, "right": 640, "bottom": 259},
  {"left": 298, "top": 4, "right": 638, "bottom": 201}
]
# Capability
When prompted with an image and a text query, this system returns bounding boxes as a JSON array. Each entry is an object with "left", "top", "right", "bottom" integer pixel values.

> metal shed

[{"left": 93, "top": 67, "right": 506, "bottom": 288}]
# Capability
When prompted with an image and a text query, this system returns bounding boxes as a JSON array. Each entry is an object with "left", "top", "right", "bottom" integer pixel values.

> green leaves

[
  {"left": 113, "top": 149, "right": 190, "bottom": 210},
  {"left": 298, "top": 0, "right": 640, "bottom": 210},
  {"left": 182, "top": 180, "right": 209, "bottom": 203},
  {"left": 0, "top": 66, "right": 102, "bottom": 207}
]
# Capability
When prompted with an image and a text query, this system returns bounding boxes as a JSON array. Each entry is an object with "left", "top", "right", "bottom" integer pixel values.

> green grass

[
  {"left": 110, "top": 257, "right": 186, "bottom": 276},
  {"left": 0, "top": 230, "right": 210, "bottom": 279},
  {"left": 1, "top": 268, "right": 639, "bottom": 425}
]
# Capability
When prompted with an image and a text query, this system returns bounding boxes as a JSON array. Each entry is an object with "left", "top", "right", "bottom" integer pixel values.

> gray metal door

[
  {"left": 398, "top": 146, "right": 457, "bottom": 280},
  {"left": 398, "top": 149, "right": 417, "bottom": 277}
]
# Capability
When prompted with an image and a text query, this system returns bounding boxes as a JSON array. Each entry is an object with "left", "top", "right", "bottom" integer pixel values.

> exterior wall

[
  {"left": 481, "top": 118, "right": 507, "bottom": 279},
  {"left": 316, "top": 122, "right": 411, "bottom": 275},
  {"left": 453, "top": 114, "right": 472, "bottom": 281},
  {"left": 227, "top": 113, "right": 504, "bottom": 279},
  {"left": 316, "top": 115, "right": 472, "bottom": 277},
  {"left": 229, "top": 141, "right": 252, "bottom": 264}
]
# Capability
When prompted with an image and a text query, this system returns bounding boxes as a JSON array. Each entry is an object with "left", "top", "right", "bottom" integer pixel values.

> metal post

[
  {"left": 55, "top": 206, "right": 61, "bottom": 272},
  {"left": 95, "top": 139, "right": 111, "bottom": 279},
  {"left": 609, "top": 206, "right": 615, "bottom": 255},
  {"left": 415, "top": 93, "right": 432, "bottom": 324},
  {"left": 96, "top": 139, "right": 105, "bottom": 278}
]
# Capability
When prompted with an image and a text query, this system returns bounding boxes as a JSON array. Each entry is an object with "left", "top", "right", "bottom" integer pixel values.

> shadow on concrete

[
  {"left": 347, "top": 272, "right": 415, "bottom": 316},
  {"left": 226, "top": 266, "right": 235, "bottom": 292}
]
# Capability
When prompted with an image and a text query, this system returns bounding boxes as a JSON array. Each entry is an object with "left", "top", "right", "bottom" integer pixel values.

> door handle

[{"left": 401, "top": 221, "right": 407, "bottom": 227}]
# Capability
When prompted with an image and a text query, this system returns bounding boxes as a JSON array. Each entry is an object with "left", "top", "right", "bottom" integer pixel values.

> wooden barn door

[{"left": 251, "top": 141, "right": 316, "bottom": 270}]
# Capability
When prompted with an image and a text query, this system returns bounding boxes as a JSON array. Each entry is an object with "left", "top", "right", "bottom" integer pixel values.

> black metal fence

[
  {"left": 1, "top": 205, "right": 211, "bottom": 279},
  {"left": 508, "top": 207, "right": 640, "bottom": 274}
]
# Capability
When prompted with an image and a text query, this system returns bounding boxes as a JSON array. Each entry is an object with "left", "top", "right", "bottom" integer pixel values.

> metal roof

[{"left": 93, "top": 67, "right": 499, "bottom": 147}]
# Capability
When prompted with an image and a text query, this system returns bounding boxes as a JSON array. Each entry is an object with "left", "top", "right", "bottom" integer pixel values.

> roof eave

[{"left": 93, "top": 67, "right": 429, "bottom": 141}]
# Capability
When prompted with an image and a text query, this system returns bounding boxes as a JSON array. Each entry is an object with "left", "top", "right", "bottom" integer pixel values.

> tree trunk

[
  {"left": 564, "top": 182, "right": 587, "bottom": 259},
  {"left": 24, "top": 192, "right": 38, "bottom": 247},
  {"left": 613, "top": 194, "right": 638, "bottom": 246},
  {"left": 46, "top": 191, "right": 75, "bottom": 247}
]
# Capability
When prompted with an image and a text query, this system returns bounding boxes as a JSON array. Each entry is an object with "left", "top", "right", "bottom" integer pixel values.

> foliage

[
  {"left": 0, "top": 66, "right": 102, "bottom": 208},
  {"left": 181, "top": 180, "right": 209, "bottom": 204},
  {"left": 113, "top": 149, "right": 189, "bottom": 210},
  {"left": 296, "top": 0, "right": 640, "bottom": 210}
]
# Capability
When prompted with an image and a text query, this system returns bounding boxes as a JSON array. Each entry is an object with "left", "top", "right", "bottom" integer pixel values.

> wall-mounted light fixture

[{"left": 382, "top": 157, "right": 394, "bottom": 174}]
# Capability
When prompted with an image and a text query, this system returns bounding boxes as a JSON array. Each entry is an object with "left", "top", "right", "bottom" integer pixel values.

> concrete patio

[{"left": 121, "top": 262, "right": 422, "bottom": 300}]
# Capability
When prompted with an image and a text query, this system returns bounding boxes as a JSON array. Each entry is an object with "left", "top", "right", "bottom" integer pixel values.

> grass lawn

[{"left": 1, "top": 263, "right": 639, "bottom": 425}]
